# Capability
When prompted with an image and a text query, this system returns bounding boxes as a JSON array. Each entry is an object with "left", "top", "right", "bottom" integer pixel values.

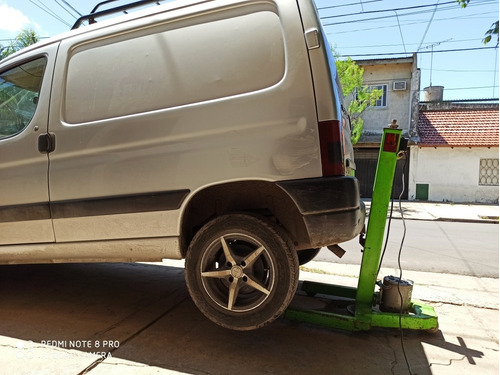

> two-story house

[{"left": 351, "top": 54, "right": 420, "bottom": 198}]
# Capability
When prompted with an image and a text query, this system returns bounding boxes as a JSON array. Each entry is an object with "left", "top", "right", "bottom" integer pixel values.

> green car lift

[{"left": 286, "top": 126, "right": 438, "bottom": 332}]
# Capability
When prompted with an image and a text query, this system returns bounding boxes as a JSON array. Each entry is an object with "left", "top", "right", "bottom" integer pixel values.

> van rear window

[{"left": 64, "top": 10, "right": 285, "bottom": 124}]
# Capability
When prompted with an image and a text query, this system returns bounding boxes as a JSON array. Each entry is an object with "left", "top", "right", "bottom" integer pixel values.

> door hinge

[{"left": 38, "top": 133, "right": 56, "bottom": 153}]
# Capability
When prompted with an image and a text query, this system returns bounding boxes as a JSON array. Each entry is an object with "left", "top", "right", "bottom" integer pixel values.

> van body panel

[
  {"left": 0, "top": 237, "right": 182, "bottom": 264},
  {"left": 46, "top": 0, "right": 322, "bottom": 242}
]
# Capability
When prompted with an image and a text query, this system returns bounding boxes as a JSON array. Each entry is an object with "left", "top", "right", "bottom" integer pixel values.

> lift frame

[{"left": 285, "top": 126, "right": 439, "bottom": 332}]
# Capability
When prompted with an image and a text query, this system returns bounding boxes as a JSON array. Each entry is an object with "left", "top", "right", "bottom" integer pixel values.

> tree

[
  {"left": 457, "top": 0, "right": 498, "bottom": 46},
  {"left": 0, "top": 28, "right": 40, "bottom": 60},
  {"left": 335, "top": 54, "right": 382, "bottom": 144}
]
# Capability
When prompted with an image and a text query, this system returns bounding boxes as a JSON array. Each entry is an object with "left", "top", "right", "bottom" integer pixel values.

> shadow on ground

[{"left": 0, "top": 263, "right": 485, "bottom": 375}]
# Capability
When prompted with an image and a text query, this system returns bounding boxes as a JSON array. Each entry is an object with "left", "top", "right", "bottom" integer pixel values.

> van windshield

[{"left": 0, "top": 57, "right": 46, "bottom": 139}]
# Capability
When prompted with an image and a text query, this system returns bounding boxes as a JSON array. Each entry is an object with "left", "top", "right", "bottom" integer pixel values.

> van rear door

[{"left": 296, "top": 0, "right": 355, "bottom": 175}]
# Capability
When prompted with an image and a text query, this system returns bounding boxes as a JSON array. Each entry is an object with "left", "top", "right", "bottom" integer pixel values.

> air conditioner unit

[{"left": 393, "top": 81, "right": 407, "bottom": 91}]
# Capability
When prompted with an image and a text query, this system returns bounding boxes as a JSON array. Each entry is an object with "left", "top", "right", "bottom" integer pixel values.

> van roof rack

[{"left": 72, "top": 0, "right": 163, "bottom": 30}]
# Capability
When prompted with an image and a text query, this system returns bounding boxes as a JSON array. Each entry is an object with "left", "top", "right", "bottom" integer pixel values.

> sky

[{"left": 0, "top": 0, "right": 498, "bottom": 101}]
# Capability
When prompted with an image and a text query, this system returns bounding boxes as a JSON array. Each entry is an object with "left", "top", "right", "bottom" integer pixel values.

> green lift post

[{"left": 286, "top": 126, "right": 438, "bottom": 332}]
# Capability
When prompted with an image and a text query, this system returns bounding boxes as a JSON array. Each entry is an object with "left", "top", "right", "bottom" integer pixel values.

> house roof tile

[{"left": 418, "top": 109, "right": 499, "bottom": 147}]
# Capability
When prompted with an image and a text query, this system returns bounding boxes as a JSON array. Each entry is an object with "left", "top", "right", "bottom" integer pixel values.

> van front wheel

[{"left": 185, "top": 214, "right": 299, "bottom": 331}]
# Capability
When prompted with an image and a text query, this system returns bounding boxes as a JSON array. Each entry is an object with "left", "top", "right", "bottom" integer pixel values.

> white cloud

[{"left": 0, "top": 3, "right": 31, "bottom": 34}]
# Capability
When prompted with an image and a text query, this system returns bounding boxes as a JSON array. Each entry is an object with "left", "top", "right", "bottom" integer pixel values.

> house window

[
  {"left": 479, "top": 159, "right": 499, "bottom": 186},
  {"left": 354, "top": 84, "right": 388, "bottom": 108},
  {"left": 369, "top": 84, "right": 388, "bottom": 108}
]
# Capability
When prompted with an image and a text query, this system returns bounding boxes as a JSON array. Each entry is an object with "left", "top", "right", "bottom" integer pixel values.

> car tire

[{"left": 185, "top": 213, "right": 299, "bottom": 331}]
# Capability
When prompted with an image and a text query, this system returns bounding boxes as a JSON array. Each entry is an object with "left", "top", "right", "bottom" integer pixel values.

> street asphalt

[{"left": 0, "top": 200, "right": 498, "bottom": 375}]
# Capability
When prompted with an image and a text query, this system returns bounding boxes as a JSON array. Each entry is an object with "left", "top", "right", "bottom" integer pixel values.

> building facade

[
  {"left": 352, "top": 54, "right": 419, "bottom": 198},
  {"left": 409, "top": 102, "right": 499, "bottom": 204}
]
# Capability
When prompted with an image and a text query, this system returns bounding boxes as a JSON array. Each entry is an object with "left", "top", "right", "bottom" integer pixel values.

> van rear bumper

[{"left": 277, "top": 177, "right": 366, "bottom": 248}]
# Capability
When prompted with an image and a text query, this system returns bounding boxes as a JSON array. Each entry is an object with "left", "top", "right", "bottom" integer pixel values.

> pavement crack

[
  {"left": 97, "top": 361, "right": 147, "bottom": 368},
  {"left": 77, "top": 358, "right": 105, "bottom": 375},
  {"left": 78, "top": 295, "right": 189, "bottom": 375},
  {"left": 112, "top": 295, "right": 189, "bottom": 349},
  {"left": 420, "top": 298, "right": 499, "bottom": 310}
]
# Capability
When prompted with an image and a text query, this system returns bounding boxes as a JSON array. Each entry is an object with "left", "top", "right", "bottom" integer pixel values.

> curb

[{"left": 393, "top": 216, "right": 499, "bottom": 224}]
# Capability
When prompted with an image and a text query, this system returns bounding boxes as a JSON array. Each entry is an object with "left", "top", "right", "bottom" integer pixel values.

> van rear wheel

[{"left": 185, "top": 214, "right": 299, "bottom": 331}]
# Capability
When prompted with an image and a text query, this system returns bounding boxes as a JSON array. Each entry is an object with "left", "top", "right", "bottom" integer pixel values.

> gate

[{"left": 354, "top": 148, "right": 409, "bottom": 199}]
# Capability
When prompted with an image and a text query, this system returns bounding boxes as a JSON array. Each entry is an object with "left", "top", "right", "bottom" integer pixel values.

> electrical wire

[
  {"left": 320, "top": 0, "right": 497, "bottom": 25},
  {"left": 396, "top": 152, "right": 412, "bottom": 374},
  {"left": 29, "top": 0, "right": 72, "bottom": 27},
  {"left": 327, "top": 12, "right": 496, "bottom": 36},
  {"left": 416, "top": 0, "right": 440, "bottom": 52},
  {"left": 337, "top": 46, "right": 497, "bottom": 57},
  {"left": 320, "top": 1, "right": 458, "bottom": 21},
  {"left": 377, "top": 149, "right": 412, "bottom": 374},
  {"left": 59, "top": 0, "right": 82, "bottom": 16},
  {"left": 317, "top": 0, "right": 382, "bottom": 11},
  {"left": 394, "top": 10, "right": 407, "bottom": 54},
  {"left": 336, "top": 37, "right": 494, "bottom": 51},
  {"left": 53, "top": 0, "right": 78, "bottom": 20},
  {"left": 377, "top": 185, "right": 394, "bottom": 275}
]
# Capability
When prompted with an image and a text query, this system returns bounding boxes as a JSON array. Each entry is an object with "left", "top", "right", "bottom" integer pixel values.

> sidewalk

[
  {"left": 1, "top": 260, "right": 497, "bottom": 375},
  {"left": 364, "top": 199, "right": 499, "bottom": 223}
]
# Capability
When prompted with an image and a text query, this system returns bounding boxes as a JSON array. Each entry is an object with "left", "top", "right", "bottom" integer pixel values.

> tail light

[{"left": 318, "top": 120, "right": 345, "bottom": 176}]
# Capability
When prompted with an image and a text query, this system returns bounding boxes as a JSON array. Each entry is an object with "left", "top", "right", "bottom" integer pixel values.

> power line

[
  {"left": 417, "top": 0, "right": 440, "bottom": 51},
  {"left": 420, "top": 68, "right": 498, "bottom": 72},
  {"left": 327, "top": 11, "right": 497, "bottom": 36},
  {"left": 321, "top": 0, "right": 497, "bottom": 27},
  {"left": 438, "top": 85, "right": 499, "bottom": 91},
  {"left": 335, "top": 38, "right": 489, "bottom": 50},
  {"left": 320, "top": 1, "right": 457, "bottom": 21},
  {"left": 317, "top": 0, "right": 382, "bottom": 10},
  {"left": 59, "top": 0, "right": 82, "bottom": 16},
  {"left": 29, "top": 0, "right": 72, "bottom": 27},
  {"left": 338, "top": 46, "right": 497, "bottom": 57},
  {"left": 53, "top": 0, "right": 78, "bottom": 20},
  {"left": 394, "top": 10, "right": 407, "bottom": 54}
]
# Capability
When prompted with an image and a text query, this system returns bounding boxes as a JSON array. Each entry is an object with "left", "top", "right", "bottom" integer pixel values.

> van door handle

[
  {"left": 305, "top": 29, "right": 320, "bottom": 50},
  {"left": 38, "top": 133, "right": 56, "bottom": 153}
]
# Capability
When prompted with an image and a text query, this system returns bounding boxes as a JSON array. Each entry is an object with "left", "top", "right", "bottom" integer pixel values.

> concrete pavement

[
  {"left": 0, "top": 201, "right": 497, "bottom": 375},
  {"left": 364, "top": 199, "right": 499, "bottom": 223}
]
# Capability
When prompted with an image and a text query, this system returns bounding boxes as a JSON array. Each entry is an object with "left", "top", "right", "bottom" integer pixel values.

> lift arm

[{"left": 286, "top": 125, "right": 438, "bottom": 332}]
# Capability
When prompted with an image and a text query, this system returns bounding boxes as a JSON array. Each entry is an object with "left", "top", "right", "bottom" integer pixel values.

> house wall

[
  {"left": 409, "top": 146, "right": 499, "bottom": 203},
  {"left": 360, "top": 62, "right": 413, "bottom": 135}
]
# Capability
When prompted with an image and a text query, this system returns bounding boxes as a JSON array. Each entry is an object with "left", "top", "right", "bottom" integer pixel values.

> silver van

[{"left": 0, "top": 0, "right": 365, "bottom": 330}]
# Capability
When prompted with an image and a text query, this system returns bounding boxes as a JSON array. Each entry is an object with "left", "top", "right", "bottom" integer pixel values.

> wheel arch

[{"left": 179, "top": 180, "right": 310, "bottom": 257}]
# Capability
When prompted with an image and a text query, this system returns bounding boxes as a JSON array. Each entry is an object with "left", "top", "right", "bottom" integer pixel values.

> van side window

[{"left": 0, "top": 57, "right": 46, "bottom": 139}]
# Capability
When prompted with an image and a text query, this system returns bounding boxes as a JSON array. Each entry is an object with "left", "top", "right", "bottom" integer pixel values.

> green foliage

[
  {"left": 457, "top": 0, "right": 498, "bottom": 45},
  {"left": 0, "top": 28, "right": 40, "bottom": 60},
  {"left": 483, "top": 21, "right": 499, "bottom": 46},
  {"left": 334, "top": 54, "right": 382, "bottom": 144},
  {"left": 350, "top": 117, "right": 363, "bottom": 145},
  {"left": 336, "top": 56, "right": 363, "bottom": 96}
]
